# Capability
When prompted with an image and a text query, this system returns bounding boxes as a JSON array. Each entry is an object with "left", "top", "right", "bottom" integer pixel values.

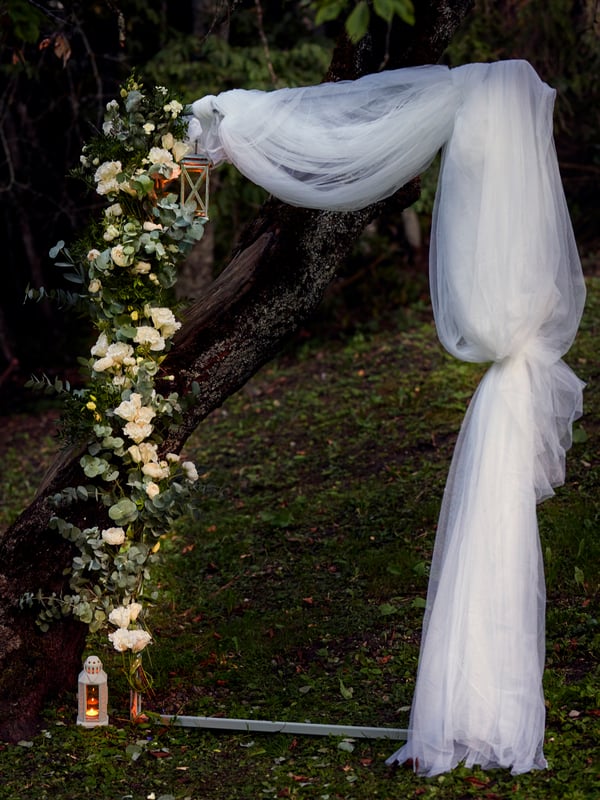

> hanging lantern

[
  {"left": 77, "top": 655, "right": 109, "bottom": 728},
  {"left": 155, "top": 144, "right": 211, "bottom": 219}
]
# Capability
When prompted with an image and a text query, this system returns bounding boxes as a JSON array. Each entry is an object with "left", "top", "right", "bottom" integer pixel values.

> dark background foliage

[{"left": 0, "top": 0, "right": 597, "bottom": 398}]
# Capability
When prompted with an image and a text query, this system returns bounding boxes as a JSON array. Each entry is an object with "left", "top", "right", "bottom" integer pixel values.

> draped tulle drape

[{"left": 188, "top": 60, "right": 586, "bottom": 776}]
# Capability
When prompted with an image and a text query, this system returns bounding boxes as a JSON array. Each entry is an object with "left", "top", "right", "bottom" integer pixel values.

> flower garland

[{"left": 23, "top": 77, "right": 207, "bottom": 689}]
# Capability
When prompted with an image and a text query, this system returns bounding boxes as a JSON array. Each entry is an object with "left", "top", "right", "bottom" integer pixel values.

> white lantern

[{"left": 77, "top": 655, "right": 109, "bottom": 728}]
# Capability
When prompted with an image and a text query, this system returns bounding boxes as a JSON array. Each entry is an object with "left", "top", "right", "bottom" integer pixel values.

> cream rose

[
  {"left": 124, "top": 421, "right": 153, "bottom": 443},
  {"left": 182, "top": 461, "right": 199, "bottom": 482},
  {"left": 134, "top": 326, "right": 165, "bottom": 351},
  {"left": 142, "top": 461, "right": 170, "bottom": 480},
  {"left": 128, "top": 629, "right": 152, "bottom": 652},
  {"left": 94, "top": 160, "right": 122, "bottom": 195},
  {"left": 101, "top": 527, "right": 126, "bottom": 546},
  {"left": 149, "top": 307, "right": 181, "bottom": 338},
  {"left": 145, "top": 481, "right": 160, "bottom": 499},
  {"left": 172, "top": 140, "right": 190, "bottom": 162},
  {"left": 108, "top": 627, "right": 131, "bottom": 652},
  {"left": 104, "top": 203, "right": 123, "bottom": 217},
  {"left": 111, "top": 244, "right": 131, "bottom": 267},
  {"left": 109, "top": 605, "right": 131, "bottom": 628},
  {"left": 128, "top": 602, "right": 143, "bottom": 622},
  {"left": 103, "top": 225, "right": 120, "bottom": 242}
]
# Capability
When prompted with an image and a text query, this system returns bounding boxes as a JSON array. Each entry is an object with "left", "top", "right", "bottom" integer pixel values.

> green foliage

[
  {"left": 2, "top": 0, "right": 46, "bottom": 44},
  {"left": 314, "top": 0, "right": 415, "bottom": 42}
]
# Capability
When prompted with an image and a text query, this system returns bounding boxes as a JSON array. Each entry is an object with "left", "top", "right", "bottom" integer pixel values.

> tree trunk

[{"left": 0, "top": 0, "right": 473, "bottom": 743}]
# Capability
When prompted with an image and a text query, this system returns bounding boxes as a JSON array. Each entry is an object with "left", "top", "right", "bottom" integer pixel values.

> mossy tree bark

[{"left": 0, "top": 0, "right": 473, "bottom": 743}]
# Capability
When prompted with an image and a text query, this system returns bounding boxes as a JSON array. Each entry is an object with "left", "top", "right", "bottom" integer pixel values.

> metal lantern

[
  {"left": 155, "top": 145, "right": 211, "bottom": 219},
  {"left": 180, "top": 150, "right": 211, "bottom": 218},
  {"left": 77, "top": 655, "right": 109, "bottom": 728}
]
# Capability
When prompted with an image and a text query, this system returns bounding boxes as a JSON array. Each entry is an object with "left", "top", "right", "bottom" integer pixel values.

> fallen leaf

[
  {"left": 54, "top": 33, "right": 71, "bottom": 66},
  {"left": 465, "top": 776, "right": 489, "bottom": 787}
]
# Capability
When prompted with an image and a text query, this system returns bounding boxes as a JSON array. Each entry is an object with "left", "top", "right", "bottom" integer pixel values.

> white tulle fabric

[{"left": 189, "top": 60, "right": 586, "bottom": 776}]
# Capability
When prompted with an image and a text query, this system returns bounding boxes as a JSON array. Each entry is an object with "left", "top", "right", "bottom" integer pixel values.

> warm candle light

[
  {"left": 77, "top": 655, "right": 108, "bottom": 728},
  {"left": 86, "top": 685, "right": 100, "bottom": 717}
]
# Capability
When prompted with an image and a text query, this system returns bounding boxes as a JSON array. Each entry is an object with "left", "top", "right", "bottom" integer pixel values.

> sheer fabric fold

[{"left": 189, "top": 59, "right": 586, "bottom": 776}]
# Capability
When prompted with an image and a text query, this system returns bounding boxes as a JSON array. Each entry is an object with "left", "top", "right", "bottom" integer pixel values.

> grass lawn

[{"left": 0, "top": 270, "right": 598, "bottom": 800}]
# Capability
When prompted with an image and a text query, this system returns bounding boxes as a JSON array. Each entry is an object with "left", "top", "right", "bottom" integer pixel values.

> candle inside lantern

[
  {"left": 86, "top": 684, "right": 100, "bottom": 718},
  {"left": 77, "top": 655, "right": 109, "bottom": 728}
]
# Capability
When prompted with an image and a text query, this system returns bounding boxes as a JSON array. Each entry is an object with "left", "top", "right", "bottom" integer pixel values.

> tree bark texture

[{"left": 0, "top": 0, "right": 473, "bottom": 743}]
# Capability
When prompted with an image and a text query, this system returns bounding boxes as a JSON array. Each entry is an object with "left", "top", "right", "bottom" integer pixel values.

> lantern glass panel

[
  {"left": 180, "top": 155, "right": 210, "bottom": 218},
  {"left": 86, "top": 684, "right": 100, "bottom": 718}
]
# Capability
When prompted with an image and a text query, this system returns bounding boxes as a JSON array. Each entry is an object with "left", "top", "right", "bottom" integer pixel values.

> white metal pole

[{"left": 160, "top": 714, "right": 408, "bottom": 740}]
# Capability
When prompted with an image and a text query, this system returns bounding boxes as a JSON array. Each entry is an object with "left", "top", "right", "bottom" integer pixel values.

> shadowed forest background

[{"left": 0, "top": 0, "right": 598, "bottom": 395}]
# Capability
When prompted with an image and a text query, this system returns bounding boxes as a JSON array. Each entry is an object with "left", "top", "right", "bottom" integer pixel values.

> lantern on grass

[
  {"left": 77, "top": 655, "right": 109, "bottom": 728},
  {"left": 155, "top": 144, "right": 211, "bottom": 219}
]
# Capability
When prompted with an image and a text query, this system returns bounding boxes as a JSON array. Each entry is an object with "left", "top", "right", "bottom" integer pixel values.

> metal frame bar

[{"left": 160, "top": 714, "right": 408, "bottom": 740}]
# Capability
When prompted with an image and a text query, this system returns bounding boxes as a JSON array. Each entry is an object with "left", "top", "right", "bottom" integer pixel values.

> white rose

[
  {"left": 143, "top": 221, "right": 163, "bottom": 232},
  {"left": 92, "top": 355, "right": 114, "bottom": 372},
  {"left": 145, "top": 481, "right": 160, "bottom": 499},
  {"left": 128, "top": 444, "right": 142, "bottom": 463},
  {"left": 103, "top": 225, "right": 120, "bottom": 242},
  {"left": 91, "top": 332, "right": 109, "bottom": 357},
  {"left": 149, "top": 307, "right": 181, "bottom": 338},
  {"left": 133, "top": 260, "right": 152, "bottom": 274},
  {"left": 95, "top": 343, "right": 133, "bottom": 372},
  {"left": 109, "top": 606, "right": 131, "bottom": 628},
  {"left": 163, "top": 100, "right": 183, "bottom": 117},
  {"left": 94, "top": 160, "right": 122, "bottom": 195},
  {"left": 147, "top": 147, "right": 174, "bottom": 166},
  {"left": 88, "top": 279, "right": 102, "bottom": 294},
  {"left": 107, "top": 342, "right": 134, "bottom": 363},
  {"left": 134, "top": 326, "right": 165, "bottom": 351},
  {"left": 124, "top": 421, "right": 153, "bottom": 443},
  {"left": 137, "top": 407, "right": 156, "bottom": 425},
  {"left": 105, "top": 203, "right": 123, "bottom": 217},
  {"left": 101, "top": 527, "right": 125, "bottom": 546},
  {"left": 108, "top": 627, "right": 131, "bottom": 652},
  {"left": 87, "top": 248, "right": 101, "bottom": 261},
  {"left": 128, "top": 602, "right": 143, "bottom": 622},
  {"left": 143, "top": 122, "right": 156, "bottom": 134},
  {"left": 95, "top": 160, "right": 121, "bottom": 182},
  {"left": 142, "top": 461, "right": 170, "bottom": 480},
  {"left": 114, "top": 393, "right": 143, "bottom": 422},
  {"left": 128, "top": 629, "right": 152, "bottom": 653},
  {"left": 138, "top": 442, "right": 159, "bottom": 463},
  {"left": 182, "top": 461, "right": 199, "bottom": 482},
  {"left": 166, "top": 453, "right": 180, "bottom": 463},
  {"left": 161, "top": 132, "right": 174, "bottom": 150},
  {"left": 111, "top": 244, "right": 130, "bottom": 267},
  {"left": 172, "top": 140, "right": 190, "bottom": 162}
]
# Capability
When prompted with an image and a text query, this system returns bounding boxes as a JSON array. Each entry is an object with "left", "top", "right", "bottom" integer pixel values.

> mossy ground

[{"left": 1, "top": 269, "right": 598, "bottom": 800}]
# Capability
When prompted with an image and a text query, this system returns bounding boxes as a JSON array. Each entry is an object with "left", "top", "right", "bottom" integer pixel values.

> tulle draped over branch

[{"left": 189, "top": 60, "right": 586, "bottom": 776}]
